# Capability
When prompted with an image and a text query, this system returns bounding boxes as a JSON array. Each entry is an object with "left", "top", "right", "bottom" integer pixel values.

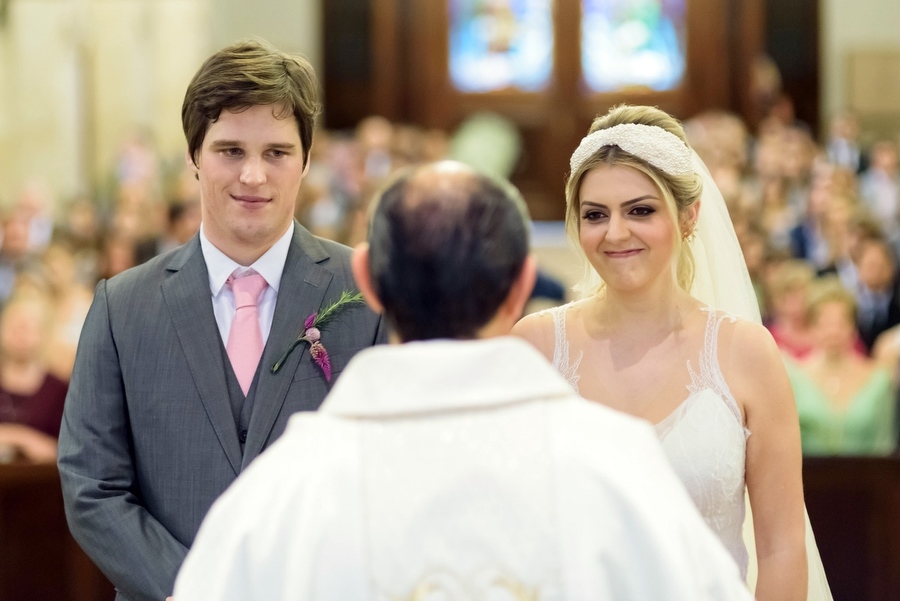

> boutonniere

[{"left": 271, "top": 290, "right": 365, "bottom": 381}]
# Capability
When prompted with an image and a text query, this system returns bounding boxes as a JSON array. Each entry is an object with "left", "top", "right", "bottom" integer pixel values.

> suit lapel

[
  {"left": 161, "top": 239, "right": 242, "bottom": 475},
  {"left": 243, "top": 225, "right": 333, "bottom": 464}
]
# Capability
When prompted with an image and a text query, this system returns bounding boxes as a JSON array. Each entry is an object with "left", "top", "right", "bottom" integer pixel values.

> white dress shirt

[
  {"left": 199, "top": 222, "right": 294, "bottom": 347},
  {"left": 175, "top": 337, "right": 752, "bottom": 601}
]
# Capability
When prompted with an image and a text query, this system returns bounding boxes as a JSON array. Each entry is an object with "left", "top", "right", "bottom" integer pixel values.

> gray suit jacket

[{"left": 58, "top": 224, "right": 385, "bottom": 601}]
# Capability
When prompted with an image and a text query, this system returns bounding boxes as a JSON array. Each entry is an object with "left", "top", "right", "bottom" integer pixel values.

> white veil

[
  {"left": 687, "top": 152, "right": 761, "bottom": 322},
  {"left": 687, "top": 151, "right": 832, "bottom": 600}
]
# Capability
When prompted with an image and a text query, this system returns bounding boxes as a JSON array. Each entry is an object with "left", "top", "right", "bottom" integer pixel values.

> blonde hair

[
  {"left": 806, "top": 276, "right": 856, "bottom": 323},
  {"left": 565, "top": 105, "right": 702, "bottom": 296},
  {"left": 768, "top": 259, "right": 815, "bottom": 302}
]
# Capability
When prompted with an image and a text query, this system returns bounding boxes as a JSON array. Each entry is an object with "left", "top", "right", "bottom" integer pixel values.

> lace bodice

[{"left": 547, "top": 304, "right": 750, "bottom": 577}]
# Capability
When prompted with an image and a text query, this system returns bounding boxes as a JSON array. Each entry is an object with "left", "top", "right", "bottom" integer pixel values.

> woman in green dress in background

[{"left": 787, "top": 277, "right": 896, "bottom": 455}]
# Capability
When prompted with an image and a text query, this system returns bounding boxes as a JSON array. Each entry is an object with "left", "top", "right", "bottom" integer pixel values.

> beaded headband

[{"left": 569, "top": 123, "right": 694, "bottom": 176}]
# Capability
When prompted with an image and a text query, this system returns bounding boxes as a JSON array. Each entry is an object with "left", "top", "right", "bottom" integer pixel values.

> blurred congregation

[
  {"left": 1, "top": 0, "right": 900, "bottom": 599},
  {"left": 4, "top": 94, "right": 900, "bottom": 462}
]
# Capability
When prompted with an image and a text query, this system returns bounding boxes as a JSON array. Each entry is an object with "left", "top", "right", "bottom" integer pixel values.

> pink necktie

[{"left": 226, "top": 271, "right": 268, "bottom": 395}]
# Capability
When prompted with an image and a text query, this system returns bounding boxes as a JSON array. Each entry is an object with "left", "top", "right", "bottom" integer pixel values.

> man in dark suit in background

[
  {"left": 58, "top": 39, "right": 384, "bottom": 601},
  {"left": 855, "top": 238, "right": 900, "bottom": 352},
  {"left": 134, "top": 200, "right": 202, "bottom": 265}
]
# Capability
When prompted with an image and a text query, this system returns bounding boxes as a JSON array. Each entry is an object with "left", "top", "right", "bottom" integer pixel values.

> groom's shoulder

[
  {"left": 288, "top": 224, "right": 355, "bottom": 278},
  {"left": 314, "top": 235, "right": 353, "bottom": 259},
  {"left": 103, "top": 242, "right": 193, "bottom": 297},
  {"left": 313, "top": 236, "right": 354, "bottom": 274},
  {"left": 286, "top": 221, "right": 351, "bottom": 262}
]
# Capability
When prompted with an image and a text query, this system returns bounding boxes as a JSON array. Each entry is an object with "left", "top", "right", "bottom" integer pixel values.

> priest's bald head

[{"left": 351, "top": 161, "right": 536, "bottom": 342}]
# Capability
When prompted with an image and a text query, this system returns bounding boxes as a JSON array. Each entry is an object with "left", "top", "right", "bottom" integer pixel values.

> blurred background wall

[
  {"left": 0, "top": 0, "right": 323, "bottom": 205},
  {"left": 0, "top": 0, "right": 898, "bottom": 209},
  {"left": 821, "top": 0, "right": 900, "bottom": 138}
]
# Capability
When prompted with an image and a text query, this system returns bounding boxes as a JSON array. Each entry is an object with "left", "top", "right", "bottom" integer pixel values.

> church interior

[{"left": 1, "top": 0, "right": 900, "bottom": 598}]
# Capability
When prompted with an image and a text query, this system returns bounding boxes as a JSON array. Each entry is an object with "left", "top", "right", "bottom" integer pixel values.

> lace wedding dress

[{"left": 548, "top": 304, "right": 751, "bottom": 577}]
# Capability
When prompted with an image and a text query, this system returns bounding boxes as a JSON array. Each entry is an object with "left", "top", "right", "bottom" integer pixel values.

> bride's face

[{"left": 578, "top": 164, "right": 679, "bottom": 294}]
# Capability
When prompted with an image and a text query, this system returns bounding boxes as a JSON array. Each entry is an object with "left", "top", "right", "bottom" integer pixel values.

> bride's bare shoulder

[
  {"left": 713, "top": 312, "right": 792, "bottom": 407},
  {"left": 710, "top": 312, "right": 779, "bottom": 364},
  {"left": 512, "top": 302, "right": 579, "bottom": 360},
  {"left": 712, "top": 310, "right": 775, "bottom": 346}
]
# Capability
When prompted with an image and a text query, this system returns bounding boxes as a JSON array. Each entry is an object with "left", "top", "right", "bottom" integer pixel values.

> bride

[{"left": 514, "top": 105, "right": 831, "bottom": 600}]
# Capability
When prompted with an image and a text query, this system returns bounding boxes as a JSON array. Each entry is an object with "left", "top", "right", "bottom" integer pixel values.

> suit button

[{"left": 239, "top": 430, "right": 248, "bottom": 444}]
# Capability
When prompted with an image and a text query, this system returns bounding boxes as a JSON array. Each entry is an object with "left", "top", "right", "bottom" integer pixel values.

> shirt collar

[
  {"left": 319, "top": 336, "right": 575, "bottom": 418},
  {"left": 199, "top": 222, "right": 294, "bottom": 296}
]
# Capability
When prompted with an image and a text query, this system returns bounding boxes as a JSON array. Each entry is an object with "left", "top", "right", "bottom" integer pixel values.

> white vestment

[{"left": 174, "top": 337, "right": 752, "bottom": 601}]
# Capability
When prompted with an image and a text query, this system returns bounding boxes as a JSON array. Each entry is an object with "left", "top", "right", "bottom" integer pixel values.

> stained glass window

[
  {"left": 582, "top": 0, "right": 687, "bottom": 93},
  {"left": 449, "top": 0, "right": 553, "bottom": 93}
]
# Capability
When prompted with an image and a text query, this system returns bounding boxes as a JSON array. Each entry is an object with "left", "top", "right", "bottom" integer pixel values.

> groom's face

[{"left": 190, "top": 103, "right": 307, "bottom": 263}]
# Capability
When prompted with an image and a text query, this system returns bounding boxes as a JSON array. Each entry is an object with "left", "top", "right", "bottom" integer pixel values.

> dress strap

[
  {"left": 546, "top": 304, "right": 581, "bottom": 392},
  {"left": 688, "top": 308, "right": 750, "bottom": 436}
]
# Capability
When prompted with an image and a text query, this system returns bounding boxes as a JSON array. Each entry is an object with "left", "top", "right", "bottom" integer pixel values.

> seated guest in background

[
  {"left": 765, "top": 259, "right": 816, "bottom": 359},
  {"left": 737, "top": 222, "right": 770, "bottom": 316},
  {"left": 789, "top": 163, "right": 836, "bottom": 272},
  {"left": 0, "top": 211, "right": 35, "bottom": 303},
  {"left": 135, "top": 200, "right": 202, "bottom": 264},
  {"left": 787, "top": 278, "right": 896, "bottom": 455},
  {"left": 530, "top": 269, "right": 567, "bottom": 304},
  {"left": 859, "top": 140, "right": 900, "bottom": 241},
  {"left": 175, "top": 162, "right": 752, "bottom": 601},
  {"left": 874, "top": 320, "right": 900, "bottom": 387},
  {"left": 825, "top": 110, "right": 866, "bottom": 174},
  {"left": 758, "top": 176, "right": 798, "bottom": 252},
  {"left": 817, "top": 201, "right": 881, "bottom": 295},
  {"left": 41, "top": 241, "right": 95, "bottom": 380},
  {"left": 96, "top": 232, "right": 138, "bottom": 281},
  {"left": 873, "top": 319, "right": 900, "bottom": 452},
  {"left": 57, "top": 195, "right": 104, "bottom": 286},
  {"left": 0, "top": 294, "right": 68, "bottom": 463},
  {"left": 855, "top": 238, "right": 900, "bottom": 353}
]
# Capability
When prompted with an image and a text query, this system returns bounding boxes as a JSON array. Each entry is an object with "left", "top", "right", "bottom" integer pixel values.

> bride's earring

[{"left": 682, "top": 224, "right": 697, "bottom": 242}]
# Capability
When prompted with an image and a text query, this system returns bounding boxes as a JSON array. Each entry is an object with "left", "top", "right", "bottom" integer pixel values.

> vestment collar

[{"left": 320, "top": 336, "right": 574, "bottom": 417}]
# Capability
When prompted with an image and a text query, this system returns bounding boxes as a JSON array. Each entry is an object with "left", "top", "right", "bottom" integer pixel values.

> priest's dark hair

[{"left": 367, "top": 162, "right": 530, "bottom": 342}]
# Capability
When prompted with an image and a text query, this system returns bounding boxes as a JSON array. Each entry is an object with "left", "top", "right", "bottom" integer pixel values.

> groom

[
  {"left": 173, "top": 162, "right": 751, "bottom": 600},
  {"left": 57, "top": 39, "right": 384, "bottom": 601}
]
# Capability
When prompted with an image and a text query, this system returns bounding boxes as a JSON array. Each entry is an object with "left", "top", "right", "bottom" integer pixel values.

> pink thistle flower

[
  {"left": 309, "top": 341, "right": 332, "bottom": 381},
  {"left": 304, "top": 327, "right": 321, "bottom": 343}
]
